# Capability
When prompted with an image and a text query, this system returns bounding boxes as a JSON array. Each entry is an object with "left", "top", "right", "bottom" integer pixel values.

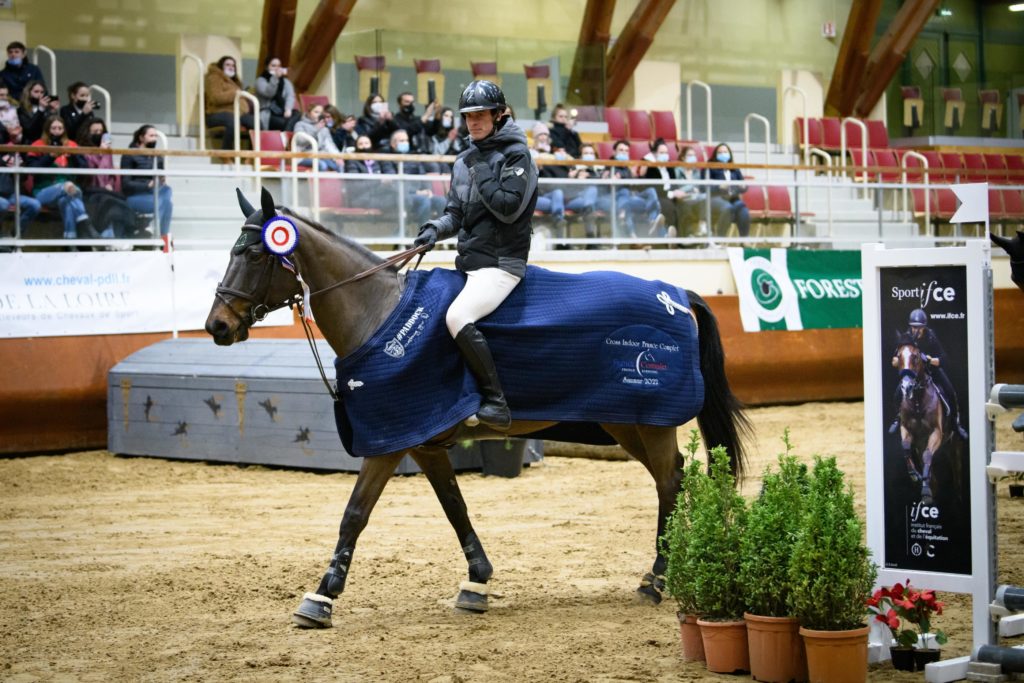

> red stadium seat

[
  {"left": 989, "top": 188, "right": 1006, "bottom": 220},
  {"left": 298, "top": 93, "right": 330, "bottom": 112},
  {"left": 651, "top": 110, "right": 678, "bottom": 142},
  {"left": 626, "top": 109, "right": 653, "bottom": 142},
  {"left": 866, "top": 119, "right": 890, "bottom": 149},
  {"left": 962, "top": 153, "right": 987, "bottom": 183},
  {"left": 604, "top": 107, "right": 627, "bottom": 140},
  {"left": 764, "top": 185, "right": 795, "bottom": 220},
  {"left": 910, "top": 188, "right": 931, "bottom": 218},
  {"left": 319, "top": 178, "right": 381, "bottom": 217},
  {"left": 743, "top": 183, "right": 767, "bottom": 220},
  {"left": 795, "top": 117, "right": 823, "bottom": 148},
  {"left": 596, "top": 141, "right": 615, "bottom": 160},
  {"left": 629, "top": 140, "right": 651, "bottom": 161},
  {"left": 1006, "top": 154, "right": 1024, "bottom": 184},
  {"left": 1001, "top": 189, "right": 1024, "bottom": 220},
  {"left": 871, "top": 149, "right": 902, "bottom": 183},
  {"left": 821, "top": 117, "right": 841, "bottom": 152},
  {"left": 984, "top": 154, "right": 1009, "bottom": 184},
  {"left": 849, "top": 148, "right": 871, "bottom": 180},
  {"left": 900, "top": 150, "right": 941, "bottom": 182},
  {"left": 841, "top": 118, "right": 865, "bottom": 153},
  {"left": 250, "top": 130, "right": 291, "bottom": 171},
  {"left": 939, "top": 152, "right": 964, "bottom": 182},
  {"left": 934, "top": 188, "right": 958, "bottom": 220}
]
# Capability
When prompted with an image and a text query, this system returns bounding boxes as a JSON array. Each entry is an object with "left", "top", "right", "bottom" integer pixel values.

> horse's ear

[
  {"left": 236, "top": 188, "right": 256, "bottom": 218},
  {"left": 260, "top": 186, "right": 277, "bottom": 219}
]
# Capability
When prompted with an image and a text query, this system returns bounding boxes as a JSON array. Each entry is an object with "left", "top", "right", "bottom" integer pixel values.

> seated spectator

[
  {"left": 600, "top": 139, "right": 663, "bottom": 238},
  {"left": 76, "top": 118, "right": 139, "bottom": 240},
  {"left": 671, "top": 145, "right": 712, "bottom": 236},
  {"left": 0, "top": 85, "right": 19, "bottom": 131},
  {"left": 425, "top": 106, "right": 460, "bottom": 162},
  {"left": 0, "top": 41, "right": 46, "bottom": 101},
  {"left": 344, "top": 135, "right": 386, "bottom": 175},
  {"left": 18, "top": 79, "right": 58, "bottom": 143},
  {"left": 255, "top": 56, "right": 299, "bottom": 132},
  {"left": 549, "top": 103, "right": 581, "bottom": 158},
  {"left": 381, "top": 129, "right": 443, "bottom": 228},
  {"left": 566, "top": 143, "right": 602, "bottom": 240},
  {"left": 641, "top": 138, "right": 678, "bottom": 237},
  {"left": 343, "top": 134, "right": 396, "bottom": 214},
  {"left": 325, "top": 106, "right": 358, "bottom": 152},
  {"left": 393, "top": 91, "right": 436, "bottom": 152},
  {"left": 120, "top": 124, "right": 173, "bottom": 238},
  {"left": 293, "top": 103, "right": 341, "bottom": 171},
  {"left": 702, "top": 142, "right": 749, "bottom": 237},
  {"left": 204, "top": 56, "right": 254, "bottom": 151},
  {"left": 356, "top": 93, "right": 397, "bottom": 151},
  {"left": 27, "top": 114, "right": 96, "bottom": 240},
  {"left": 0, "top": 125, "right": 41, "bottom": 236},
  {"left": 529, "top": 123, "right": 566, "bottom": 236},
  {"left": 59, "top": 82, "right": 98, "bottom": 142},
  {"left": 75, "top": 117, "right": 118, "bottom": 194}
]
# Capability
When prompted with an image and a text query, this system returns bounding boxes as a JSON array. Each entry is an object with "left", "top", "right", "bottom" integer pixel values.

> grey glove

[{"left": 413, "top": 225, "right": 437, "bottom": 251}]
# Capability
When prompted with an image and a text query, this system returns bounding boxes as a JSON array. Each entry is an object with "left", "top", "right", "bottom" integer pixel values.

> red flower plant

[{"left": 866, "top": 581, "right": 948, "bottom": 649}]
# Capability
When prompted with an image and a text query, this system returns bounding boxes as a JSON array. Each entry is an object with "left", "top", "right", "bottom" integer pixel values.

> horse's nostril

[{"left": 206, "top": 318, "right": 228, "bottom": 336}]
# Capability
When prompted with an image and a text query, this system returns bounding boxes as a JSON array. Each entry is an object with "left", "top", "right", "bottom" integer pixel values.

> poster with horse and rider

[{"left": 879, "top": 265, "right": 972, "bottom": 576}]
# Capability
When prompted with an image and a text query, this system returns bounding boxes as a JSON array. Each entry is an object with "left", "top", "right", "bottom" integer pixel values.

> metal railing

[
  {"left": 743, "top": 113, "right": 771, "bottom": 174},
  {"left": 807, "top": 147, "right": 833, "bottom": 237},
  {"left": 290, "top": 132, "right": 319, "bottom": 221},
  {"left": 840, "top": 117, "right": 869, "bottom": 188},
  {"left": 901, "top": 150, "right": 931, "bottom": 232},
  {"left": 685, "top": 80, "right": 712, "bottom": 145},
  {"left": 233, "top": 90, "right": 260, "bottom": 173},
  {"left": 783, "top": 85, "right": 809, "bottom": 166},
  {"left": 179, "top": 54, "right": 206, "bottom": 149},
  {"left": 32, "top": 45, "right": 56, "bottom": 92}
]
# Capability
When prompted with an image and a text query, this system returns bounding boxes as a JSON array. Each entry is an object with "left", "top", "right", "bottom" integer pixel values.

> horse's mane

[{"left": 282, "top": 206, "right": 386, "bottom": 267}]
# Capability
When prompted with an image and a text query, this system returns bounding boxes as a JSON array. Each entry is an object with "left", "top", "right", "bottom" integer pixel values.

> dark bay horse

[
  {"left": 892, "top": 337, "right": 962, "bottom": 505},
  {"left": 205, "top": 188, "right": 750, "bottom": 628}
]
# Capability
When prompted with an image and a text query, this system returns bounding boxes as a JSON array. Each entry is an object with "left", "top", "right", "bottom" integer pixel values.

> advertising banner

[
  {"left": 878, "top": 265, "right": 971, "bottom": 574},
  {"left": 727, "top": 248, "right": 862, "bottom": 331},
  {"left": 0, "top": 252, "right": 292, "bottom": 338}
]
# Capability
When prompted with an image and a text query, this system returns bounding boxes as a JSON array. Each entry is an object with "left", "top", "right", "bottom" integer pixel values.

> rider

[
  {"left": 412, "top": 80, "right": 538, "bottom": 431},
  {"left": 889, "top": 308, "right": 969, "bottom": 440}
]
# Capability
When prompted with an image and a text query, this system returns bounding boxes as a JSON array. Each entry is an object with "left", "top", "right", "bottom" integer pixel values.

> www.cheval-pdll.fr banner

[
  {"left": 727, "top": 248, "right": 863, "bottom": 331},
  {"left": 0, "top": 251, "right": 293, "bottom": 338}
]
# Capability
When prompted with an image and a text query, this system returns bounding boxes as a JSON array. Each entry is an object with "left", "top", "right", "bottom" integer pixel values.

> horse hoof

[
  {"left": 636, "top": 572, "right": 665, "bottom": 605},
  {"left": 292, "top": 592, "right": 333, "bottom": 628},
  {"left": 454, "top": 580, "right": 489, "bottom": 613}
]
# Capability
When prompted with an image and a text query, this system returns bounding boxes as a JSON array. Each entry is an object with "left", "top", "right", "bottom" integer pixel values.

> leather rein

[{"left": 215, "top": 223, "right": 429, "bottom": 399}]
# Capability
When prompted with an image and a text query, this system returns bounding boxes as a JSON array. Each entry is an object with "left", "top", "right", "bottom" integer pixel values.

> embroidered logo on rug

[{"left": 383, "top": 306, "right": 430, "bottom": 359}]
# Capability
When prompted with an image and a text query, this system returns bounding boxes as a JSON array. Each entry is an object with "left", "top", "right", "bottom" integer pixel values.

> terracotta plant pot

[
  {"left": 677, "top": 612, "right": 706, "bottom": 662},
  {"left": 889, "top": 646, "right": 916, "bottom": 671},
  {"left": 744, "top": 613, "right": 807, "bottom": 682},
  {"left": 698, "top": 617, "right": 750, "bottom": 674},
  {"left": 799, "top": 625, "right": 869, "bottom": 683},
  {"left": 914, "top": 648, "right": 941, "bottom": 669}
]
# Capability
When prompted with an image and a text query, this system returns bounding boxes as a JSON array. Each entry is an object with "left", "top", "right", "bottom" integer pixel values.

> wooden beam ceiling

[
  {"left": 290, "top": 0, "right": 359, "bottom": 93},
  {"left": 824, "top": 0, "right": 882, "bottom": 117},
  {"left": 258, "top": 0, "right": 298, "bottom": 70},
  {"left": 604, "top": 0, "right": 677, "bottom": 107},
  {"left": 566, "top": 0, "right": 617, "bottom": 106}
]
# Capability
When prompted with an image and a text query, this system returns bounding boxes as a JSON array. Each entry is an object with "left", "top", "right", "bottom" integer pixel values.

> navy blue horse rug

[{"left": 333, "top": 265, "right": 704, "bottom": 457}]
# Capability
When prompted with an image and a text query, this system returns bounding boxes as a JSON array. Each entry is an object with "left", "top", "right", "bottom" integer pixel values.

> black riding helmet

[
  {"left": 458, "top": 79, "right": 506, "bottom": 114},
  {"left": 909, "top": 308, "right": 928, "bottom": 327}
]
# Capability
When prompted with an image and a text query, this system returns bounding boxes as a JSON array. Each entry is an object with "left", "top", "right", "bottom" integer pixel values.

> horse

[
  {"left": 892, "top": 336, "right": 962, "bottom": 506},
  {"left": 205, "top": 187, "right": 750, "bottom": 629}
]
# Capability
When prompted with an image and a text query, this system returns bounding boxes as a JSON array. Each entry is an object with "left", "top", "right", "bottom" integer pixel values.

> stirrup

[{"left": 475, "top": 402, "right": 511, "bottom": 431}]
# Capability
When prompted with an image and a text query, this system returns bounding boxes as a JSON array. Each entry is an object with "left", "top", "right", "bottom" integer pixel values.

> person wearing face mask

[
  {"left": 380, "top": 128, "right": 444, "bottom": 227},
  {"left": 293, "top": 103, "right": 341, "bottom": 171},
  {"left": 670, "top": 145, "right": 712, "bottom": 236},
  {"left": 412, "top": 80, "right": 538, "bottom": 431},
  {"left": 393, "top": 91, "right": 436, "bottom": 153},
  {"left": 0, "top": 125, "right": 41, "bottom": 238},
  {"left": 702, "top": 142, "right": 750, "bottom": 237},
  {"left": 548, "top": 104, "right": 581, "bottom": 159},
  {"left": 120, "top": 124, "right": 173, "bottom": 238},
  {"left": 0, "top": 85, "right": 19, "bottom": 131},
  {"left": 597, "top": 139, "right": 663, "bottom": 239},
  {"left": 255, "top": 56, "right": 300, "bottom": 132},
  {"left": 528, "top": 123, "right": 567, "bottom": 239},
  {"left": 356, "top": 94, "right": 397, "bottom": 151},
  {"left": 0, "top": 42, "right": 46, "bottom": 101},
  {"left": 425, "top": 106, "right": 461, "bottom": 167},
  {"left": 76, "top": 117, "right": 141, "bottom": 242},
  {"left": 641, "top": 138, "right": 679, "bottom": 238},
  {"left": 17, "top": 79, "right": 56, "bottom": 144},
  {"left": 27, "top": 115, "right": 97, "bottom": 243},
  {"left": 204, "top": 56, "right": 255, "bottom": 151},
  {"left": 58, "top": 82, "right": 97, "bottom": 141}
]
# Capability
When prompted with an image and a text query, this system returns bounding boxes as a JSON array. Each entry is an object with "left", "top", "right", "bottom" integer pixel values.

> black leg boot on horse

[{"left": 455, "top": 323, "right": 511, "bottom": 431}]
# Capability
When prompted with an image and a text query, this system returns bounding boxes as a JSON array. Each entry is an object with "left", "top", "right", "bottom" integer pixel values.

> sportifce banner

[
  {"left": 0, "top": 252, "right": 293, "bottom": 338},
  {"left": 728, "top": 248, "right": 863, "bottom": 331}
]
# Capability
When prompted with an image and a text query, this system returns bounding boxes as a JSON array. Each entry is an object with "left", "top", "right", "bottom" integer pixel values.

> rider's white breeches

[{"left": 445, "top": 267, "right": 522, "bottom": 337}]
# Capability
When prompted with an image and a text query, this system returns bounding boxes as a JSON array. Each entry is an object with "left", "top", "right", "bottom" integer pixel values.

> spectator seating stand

[
  {"left": 414, "top": 59, "right": 443, "bottom": 106},
  {"left": 356, "top": 55, "right": 388, "bottom": 102},
  {"left": 524, "top": 64, "right": 552, "bottom": 120}
]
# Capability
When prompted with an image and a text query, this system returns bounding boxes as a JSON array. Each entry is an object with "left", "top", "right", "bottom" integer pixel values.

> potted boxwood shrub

[
  {"left": 738, "top": 430, "right": 809, "bottom": 683},
  {"left": 788, "top": 455, "right": 877, "bottom": 683},
  {"left": 690, "top": 445, "right": 749, "bottom": 674},
  {"left": 662, "top": 430, "right": 708, "bottom": 662}
]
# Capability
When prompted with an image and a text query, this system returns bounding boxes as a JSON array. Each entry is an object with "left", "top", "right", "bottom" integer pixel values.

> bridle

[{"left": 214, "top": 220, "right": 429, "bottom": 399}]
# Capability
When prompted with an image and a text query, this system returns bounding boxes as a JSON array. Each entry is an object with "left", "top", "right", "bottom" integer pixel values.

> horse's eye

[{"left": 246, "top": 247, "right": 264, "bottom": 262}]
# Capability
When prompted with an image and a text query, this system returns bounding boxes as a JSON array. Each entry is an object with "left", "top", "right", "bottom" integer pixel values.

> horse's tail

[{"left": 689, "top": 291, "right": 751, "bottom": 479}]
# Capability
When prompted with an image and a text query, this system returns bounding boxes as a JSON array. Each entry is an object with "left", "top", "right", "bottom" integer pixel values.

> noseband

[{"left": 214, "top": 224, "right": 301, "bottom": 327}]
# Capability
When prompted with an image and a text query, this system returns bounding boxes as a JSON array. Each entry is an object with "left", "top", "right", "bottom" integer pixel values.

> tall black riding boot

[{"left": 454, "top": 323, "right": 511, "bottom": 431}]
